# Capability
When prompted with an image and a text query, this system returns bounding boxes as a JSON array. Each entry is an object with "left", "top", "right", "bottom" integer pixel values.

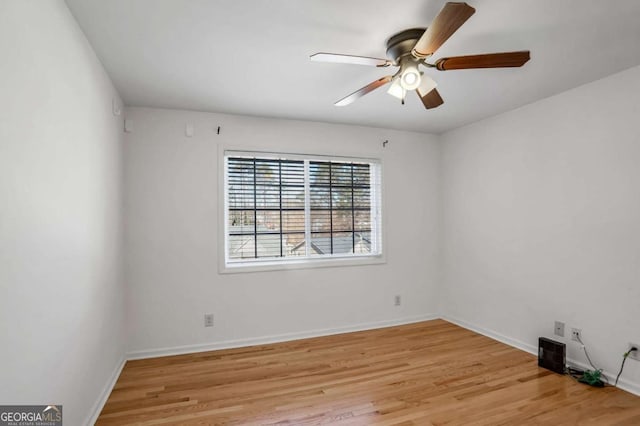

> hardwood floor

[{"left": 97, "top": 320, "right": 640, "bottom": 425}]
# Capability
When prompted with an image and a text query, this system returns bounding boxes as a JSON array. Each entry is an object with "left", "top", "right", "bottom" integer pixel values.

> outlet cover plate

[
  {"left": 571, "top": 328, "right": 581, "bottom": 342},
  {"left": 629, "top": 343, "right": 640, "bottom": 361},
  {"left": 204, "top": 314, "right": 214, "bottom": 327},
  {"left": 554, "top": 321, "right": 565, "bottom": 337}
]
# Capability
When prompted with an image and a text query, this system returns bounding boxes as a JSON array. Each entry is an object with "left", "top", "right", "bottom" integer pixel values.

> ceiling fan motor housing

[{"left": 386, "top": 28, "right": 427, "bottom": 62}]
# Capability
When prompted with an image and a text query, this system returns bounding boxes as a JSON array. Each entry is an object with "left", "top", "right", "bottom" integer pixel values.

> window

[{"left": 223, "top": 151, "right": 382, "bottom": 270}]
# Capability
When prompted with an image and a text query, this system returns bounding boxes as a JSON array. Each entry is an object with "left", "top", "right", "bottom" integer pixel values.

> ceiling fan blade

[
  {"left": 417, "top": 87, "right": 444, "bottom": 109},
  {"left": 435, "top": 51, "right": 530, "bottom": 70},
  {"left": 335, "top": 76, "right": 393, "bottom": 106},
  {"left": 412, "top": 2, "right": 476, "bottom": 58},
  {"left": 311, "top": 53, "right": 393, "bottom": 67}
]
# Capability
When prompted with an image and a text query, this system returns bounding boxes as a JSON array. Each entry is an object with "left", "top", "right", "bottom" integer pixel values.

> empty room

[{"left": 2, "top": 0, "right": 640, "bottom": 424}]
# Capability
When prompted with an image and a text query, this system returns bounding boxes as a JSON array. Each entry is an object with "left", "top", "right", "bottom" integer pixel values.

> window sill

[{"left": 219, "top": 254, "right": 385, "bottom": 274}]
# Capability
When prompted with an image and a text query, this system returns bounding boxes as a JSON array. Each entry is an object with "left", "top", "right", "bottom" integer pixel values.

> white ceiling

[{"left": 65, "top": 0, "right": 640, "bottom": 134}]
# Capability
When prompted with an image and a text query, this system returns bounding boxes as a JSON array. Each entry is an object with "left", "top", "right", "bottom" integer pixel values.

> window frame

[{"left": 218, "top": 147, "right": 385, "bottom": 273}]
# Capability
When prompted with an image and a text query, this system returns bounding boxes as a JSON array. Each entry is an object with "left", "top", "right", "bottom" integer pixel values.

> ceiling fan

[{"left": 310, "top": 2, "right": 530, "bottom": 110}]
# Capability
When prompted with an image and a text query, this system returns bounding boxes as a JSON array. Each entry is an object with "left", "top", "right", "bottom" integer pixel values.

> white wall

[
  {"left": 441, "top": 65, "right": 640, "bottom": 393},
  {"left": 2, "top": 2, "right": 638, "bottom": 421},
  {"left": 0, "top": 1, "right": 125, "bottom": 424},
  {"left": 124, "top": 107, "right": 440, "bottom": 355}
]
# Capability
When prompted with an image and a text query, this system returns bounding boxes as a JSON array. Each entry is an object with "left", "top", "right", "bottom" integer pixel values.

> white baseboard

[
  {"left": 442, "top": 315, "right": 538, "bottom": 356},
  {"left": 127, "top": 314, "right": 439, "bottom": 360},
  {"left": 85, "top": 356, "right": 126, "bottom": 426},
  {"left": 441, "top": 315, "right": 640, "bottom": 397}
]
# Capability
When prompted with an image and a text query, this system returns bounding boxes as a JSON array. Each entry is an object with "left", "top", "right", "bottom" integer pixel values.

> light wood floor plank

[{"left": 97, "top": 320, "right": 640, "bottom": 425}]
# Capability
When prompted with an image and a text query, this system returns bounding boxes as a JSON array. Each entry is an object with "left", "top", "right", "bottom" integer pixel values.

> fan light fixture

[
  {"left": 418, "top": 74, "right": 438, "bottom": 95},
  {"left": 400, "top": 65, "right": 421, "bottom": 90},
  {"left": 387, "top": 78, "right": 405, "bottom": 100}
]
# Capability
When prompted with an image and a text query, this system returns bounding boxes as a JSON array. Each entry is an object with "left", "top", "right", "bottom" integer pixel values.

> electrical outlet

[
  {"left": 554, "top": 321, "right": 565, "bottom": 337},
  {"left": 394, "top": 295, "right": 401, "bottom": 306},
  {"left": 204, "top": 313, "right": 214, "bottom": 327},
  {"left": 571, "top": 328, "right": 581, "bottom": 342},
  {"left": 628, "top": 343, "right": 640, "bottom": 361}
]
